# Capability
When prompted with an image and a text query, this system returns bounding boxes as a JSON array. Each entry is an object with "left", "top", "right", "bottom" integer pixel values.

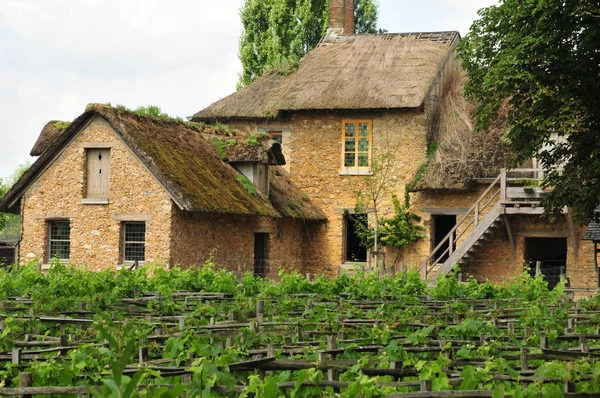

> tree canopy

[
  {"left": 460, "top": 0, "right": 600, "bottom": 221},
  {"left": 238, "top": 0, "right": 378, "bottom": 88}
]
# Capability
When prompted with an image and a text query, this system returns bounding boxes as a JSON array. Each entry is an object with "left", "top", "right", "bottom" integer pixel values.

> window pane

[
  {"left": 345, "top": 123, "right": 356, "bottom": 137},
  {"left": 358, "top": 153, "right": 369, "bottom": 167},
  {"left": 344, "top": 138, "right": 356, "bottom": 152},
  {"left": 344, "top": 153, "right": 355, "bottom": 167},
  {"left": 358, "top": 123, "right": 369, "bottom": 137},
  {"left": 125, "top": 243, "right": 145, "bottom": 262},
  {"left": 49, "top": 221, "right": 70, "bottom": 260},
  {"left": 270, "top": 132, "right": 282, "bottom": 144},
  {"left": 124, "top": 222, "right": 146, "bottom": 262},
  {"left": 358, "top": 138, "right": 369, "bottom": 152}
]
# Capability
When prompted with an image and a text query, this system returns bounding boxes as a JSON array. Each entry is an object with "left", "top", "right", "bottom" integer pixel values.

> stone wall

[
  {"left": 19, "top": 116, "right": 173, "bottom": 270},
  {"left": 463, "top": 215, "right": 595, "bottom": 289},
  {"left": 170, "top": 208, "right": 319, "bottom": 278},
  {"left": 289, "top": 110, "right": 429, "bottom": 275}
]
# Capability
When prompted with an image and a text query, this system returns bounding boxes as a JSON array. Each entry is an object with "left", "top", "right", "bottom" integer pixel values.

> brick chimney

[{"left": 328, "top": 0, "right": 354, "bottom": 34}]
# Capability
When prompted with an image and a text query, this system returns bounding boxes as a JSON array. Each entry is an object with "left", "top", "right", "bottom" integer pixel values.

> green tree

[
  {"left": 238, "top": 0, "right": 379, "bottom": 88},
  {"left": 0, "top": 162, "right": 30, "bottom": 238},
  {"left": 460, "top": 0, "right": 600, "bottom": 221}
]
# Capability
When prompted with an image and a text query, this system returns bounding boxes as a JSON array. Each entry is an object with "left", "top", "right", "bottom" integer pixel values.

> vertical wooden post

[
  {"left": 520, "top": 348, "right": 529, "bottom": 371},
  {"left": 540, "top": 336, "right": 547, "bottom": 349},
  {"left": 139, "top": 346, "right": 149, "bottom": 363},
  {"left": 500, "top": 169, "right": 506, "bottom": 203},
  {"left": 535, "top": 261, "right": 542, "bottom": 276},
  {"left": 11, "top": 347, "right": 21, "bottom": 365},
  {"left": 420, "top": 379, "right": 432, "bottom": 392},
  {"left": 19, "top": 372, "right": 33, "bottom": 398},
  {"left": 389, "top": 361, "right": 398, "bottom": 382},
  {"left": 256, "top": 300, "right": 265, "bottom": 318}
]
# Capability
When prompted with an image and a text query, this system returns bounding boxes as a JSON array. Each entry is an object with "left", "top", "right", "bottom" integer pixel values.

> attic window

[
  {"left": 269, "top": 131, "right": 283, "bottom": 144},
  {"left": 85, "top": 148, "right": 110, "bottom": 200},
  {"left": 341, "top": 120, "right": 372, "bottom": 171}
]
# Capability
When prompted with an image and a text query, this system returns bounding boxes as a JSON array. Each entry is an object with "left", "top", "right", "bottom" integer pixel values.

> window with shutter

[{"left": 86, "top": 148, "right": 110, "bottom": 198}]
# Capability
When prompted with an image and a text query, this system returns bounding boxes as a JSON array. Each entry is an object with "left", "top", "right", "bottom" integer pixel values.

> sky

[{"left": 0, "top": 0, "right": 496, "bottom": 181}]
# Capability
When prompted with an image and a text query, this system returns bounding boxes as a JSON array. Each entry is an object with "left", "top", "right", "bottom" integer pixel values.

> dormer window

[
  {"left": 84, "top": 148, "right": 110, "bottom": 203},
  {"left": 269, "top": 131, "right": 283, "bottom": 144}
]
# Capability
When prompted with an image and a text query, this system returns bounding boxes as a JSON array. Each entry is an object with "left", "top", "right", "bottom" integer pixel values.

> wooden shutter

[{"left": 86, "top": 148, "right": 110, "bottom": 198}]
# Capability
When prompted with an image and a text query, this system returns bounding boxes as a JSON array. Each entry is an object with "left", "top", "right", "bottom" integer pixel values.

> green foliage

[
  {"left": 52, "top": 121, "right": 71, "bottom": 132},
  {"left": 460, "top": 0, "right": 600, "bottom": 221},
  {"left": 0, "top": 162, "right": 30, "bottom": 240},
  {"left": 378, "top": 191, "right": 426, "bottom": 249},
  {"left": 213, "top": 120, "right": 232, "bottom": 134},
  {"left": 236, "top": 173, "right": 258, "bottom": 196},
  {"left": 211, "top": 137, "right": 237, "bottom": 160},
  {"left": 0, "top": 262, "right": 595, "bottom": 395},
  {"left": 238, "top": 0, "right": 379, "bottom": 88},
  {"left": 246, "top": 131, "right": 269, "bottom": 147}
]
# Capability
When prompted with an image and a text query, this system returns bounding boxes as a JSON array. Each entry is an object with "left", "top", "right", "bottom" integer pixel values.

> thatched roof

[
  {"left": 583, "top": 220, "right": 600, "bottom": 241},
  {"left": 30, "top": 121, "right": 70, "bottom": 156},
  {"left": 1, "top": 104, "right": 316, "bottom": 219},
  {"left": 408, "top": 70, "right": 511, "bottom": 191},
  {"left": 193, "top": 32, "right": 458, "bottom": 120},
  {"left": 269, "top": 167, "right": 326, "bottom": 221},
  {"left": 199, "top": 129, "right": 285, "bottom": 165}
]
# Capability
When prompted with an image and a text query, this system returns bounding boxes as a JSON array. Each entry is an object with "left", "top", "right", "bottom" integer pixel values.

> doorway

[
  {"left": 525, "top": 237, "right": 567, "bottom": 289},
  {"left": 432, "top": 215, "right": 457, "bottom": 263},
  {"left": 254, "top": 233, "right": 267, "bottom": 278},
  {"left": 344, "top": 214, "right": 368, "bottom": 262}
]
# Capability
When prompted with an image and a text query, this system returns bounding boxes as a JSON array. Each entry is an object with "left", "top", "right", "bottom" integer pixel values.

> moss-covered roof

[
  {"left": 269, "top": 167, "right": 326, "bottom": 221},
  {"left": 30, "top": 121, "right": 70, "bottom": 156},
  {"left": 2, "top": 104, "right": 289, "bottom": 217}
]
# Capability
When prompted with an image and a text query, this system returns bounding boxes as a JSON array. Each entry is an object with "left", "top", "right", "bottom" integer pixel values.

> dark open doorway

[
  {"left": 254, "top": 233, "right": 267, "bottom": 278},
  {"left": 525, "top": 237, "right": 567, "bottom": 289},
  {"left": 432, "top": 215, "right": 457, "bottom": 263},
  {"left": 344, "top": 214, "right": 368, "bottom": 262}
]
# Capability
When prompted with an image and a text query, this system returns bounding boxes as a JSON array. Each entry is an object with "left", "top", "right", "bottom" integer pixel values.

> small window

[
  {"left": 269, "top": 131, "right": 283, "bottom": 144},
  {"left": 86, "top": 148, "right": 110, "bottom": 198},
  {"left": 342, "top": 120, "right": 372, "bottom": 169},
  {"left": 123, "top": 222, "right": 146, "bottom": 262},
  {"left": 48, "top": 221, "right": 70, "bottom": 261}
]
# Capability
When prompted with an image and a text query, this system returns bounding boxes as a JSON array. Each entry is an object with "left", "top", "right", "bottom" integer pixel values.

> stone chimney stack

[{"left": 328, "top": 0, "right": 354, "bottom": 34}]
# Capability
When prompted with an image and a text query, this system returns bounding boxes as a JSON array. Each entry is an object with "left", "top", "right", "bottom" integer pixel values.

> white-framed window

[
  {"left": 86, "top": 148, "right": 110, "bottom": 199},
  {"left": 123, "top": 222, "right": 146, "bottom": 263},
  {"left": 48, "top": 220, "right": 70, "bottom": 262},
  {"left": 341, "top": 120, "right": 372, "bottom": 172}
]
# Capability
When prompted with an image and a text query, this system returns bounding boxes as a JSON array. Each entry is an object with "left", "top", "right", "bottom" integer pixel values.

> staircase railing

[
  {"left": 420, "top": 172, "right": 502, "bottom": 279},
  {"left": 419, "top": 168, "right": 545, "bottom": 280}
]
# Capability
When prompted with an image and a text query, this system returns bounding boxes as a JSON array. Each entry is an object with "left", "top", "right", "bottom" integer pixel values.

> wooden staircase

[{"left": 420, "top": 169, "right": 546, "bottom": 281}]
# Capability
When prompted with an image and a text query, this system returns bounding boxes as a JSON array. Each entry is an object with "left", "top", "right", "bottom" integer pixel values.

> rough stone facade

[
  {"left": 464, "top": 215, "right": 595, "bottom": 287},
  {"left": 19, "top": 116, "right": 173, "bottom": 270},
  {"left": 223, "top": 111, "right": 596, "bottom": 291},
  {"left": 169, "top": 208, "right": 323, "bottom": 277}
]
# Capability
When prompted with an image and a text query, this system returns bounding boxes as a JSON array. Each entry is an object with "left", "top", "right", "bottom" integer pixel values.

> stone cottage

[
  {"left": 192, "top": 0, "right": 597, "bottom": 291},
  {"left": 0, "top": 104, "right": 326, "bottom": 276}
]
